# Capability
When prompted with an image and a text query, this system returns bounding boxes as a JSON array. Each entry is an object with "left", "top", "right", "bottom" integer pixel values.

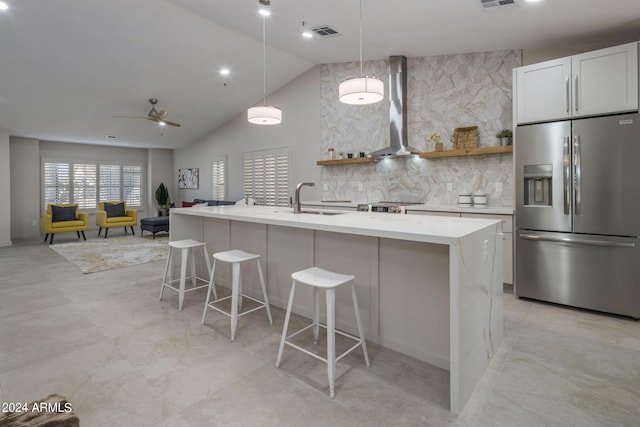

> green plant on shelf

[{"left": 496, "top": 129, "right": 513, "bottom": 138}]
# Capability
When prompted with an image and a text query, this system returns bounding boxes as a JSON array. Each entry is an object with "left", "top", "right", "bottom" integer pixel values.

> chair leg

[
  {"left": 256, "top": 258, "right": 273, "bottom": 324},
  {"left": 326, "top": 288, "right": 336, "bottom": 399},
  {"left": 124, "top": 227, "right": 128, "bottom": 235},
  {"left": 104, "top": 228, "right": 109, "bottom": 239},
  {"left": 160, "top": 247, "right": 172, "bottom": 301},
  {"left": 351, "top": 284, "right": 370, "bottom": 367},
  {"left": 81, "top": 231, "right": 87, "bottom": 241},
  {"left": 98, "top": 227, "right": 102, "bottom": 236},
  {"left": 202, "top": 259, "right": 218, "bottom": 324},
  {"left": 131, "top": 226, "right": 135, "bottom": 235},
  {"left": 230, "top": 262, "right": 240, "bottom": 341},
  {"left": 276, "top": 281, "right": 297, "bottom": 368},
  {"left": 313, "top": 286, "right": 320, "bottom": 344},
  {"left": 76, "top": 231, "right": 80, "bottom": 238},
  {"left": 49, "top": 234, "right": 55, "bottom": 244},
  {"left": 44, "top": 233, "right": 49, "bottom": 243},
  {"left": 178, "top": 248, "right": 188, "bottom": 311}
]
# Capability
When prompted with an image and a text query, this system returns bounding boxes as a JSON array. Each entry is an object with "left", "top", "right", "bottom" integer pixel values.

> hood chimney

[{"left": 367, "top": 55, "right": 421, "bottom": 159}]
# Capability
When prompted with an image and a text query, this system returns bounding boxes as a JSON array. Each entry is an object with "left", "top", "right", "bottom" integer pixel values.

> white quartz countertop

[
  {"left": 171, "top": 205, "right": 501, "bottom": 246},
  {"left": 301, "top": 201, "right": 514, "bottom": 216}
]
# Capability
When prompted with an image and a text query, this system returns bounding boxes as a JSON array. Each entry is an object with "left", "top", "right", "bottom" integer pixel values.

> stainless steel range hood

[{"left": 368, "top": 55, "right": 421, "bottom": 159}]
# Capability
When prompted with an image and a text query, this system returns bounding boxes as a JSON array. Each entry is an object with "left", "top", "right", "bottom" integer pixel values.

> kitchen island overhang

[{"left": 169, "top": 205, "right": 503, "bottom": 415}]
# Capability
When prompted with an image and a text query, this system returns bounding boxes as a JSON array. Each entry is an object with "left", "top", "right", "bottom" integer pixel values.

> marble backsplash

[{"left": 320, "top": 50, "right": 521, "bottom": 206}]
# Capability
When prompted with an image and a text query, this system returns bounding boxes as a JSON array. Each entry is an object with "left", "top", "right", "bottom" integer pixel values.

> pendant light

[
  {"left": 248, "top": 3, "right": 282, "bottom": 125},
  {"left": 338, "top": 0, "right": 384, "bottom": 105}
]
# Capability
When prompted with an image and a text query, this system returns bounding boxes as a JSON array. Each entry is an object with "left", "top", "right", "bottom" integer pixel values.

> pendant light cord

[
  {"left": 262, "top": 15, "right": 267, "bottom": 106},
  {"left": 359, "top": 0, "right": 363, "bottom": 77}
]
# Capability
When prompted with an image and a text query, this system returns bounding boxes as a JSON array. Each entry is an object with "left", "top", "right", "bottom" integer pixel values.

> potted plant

[
  {"left": 496, "top": 129, "right": 513, "bottom": 146},
  {"left": 155, "top": 182, "right": 171, "bottom": 216}
]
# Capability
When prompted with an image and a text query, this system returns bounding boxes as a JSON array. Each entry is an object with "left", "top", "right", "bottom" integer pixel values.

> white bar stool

[
  {"left": 202, "top": 249, "right": 273, "bottom": 342},
  {"left": 160, "top": 239, "right": 211, "bottom": 311},
  {"left": 276, "top": 266, "right": 370, "bottom": 398}
]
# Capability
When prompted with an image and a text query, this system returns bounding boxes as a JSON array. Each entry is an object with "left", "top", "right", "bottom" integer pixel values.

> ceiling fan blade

[
  {"left": 162, "top": 120, "right": 181, "bottom": 127},
  {"left": 156, "top": 110, "right": 168, "bottom": 119},
  {"left": 112, "top": 115, "right": 155, "bottom": 120}
]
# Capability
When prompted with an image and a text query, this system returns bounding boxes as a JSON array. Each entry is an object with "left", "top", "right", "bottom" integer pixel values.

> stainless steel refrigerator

[{"left": 515, "top": 113, "right": 640, "bottom": 318}]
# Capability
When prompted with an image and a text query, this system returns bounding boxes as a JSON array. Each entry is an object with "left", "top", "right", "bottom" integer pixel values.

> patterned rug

[{"left": 49, "top": 235, "right": 169, "bottom": 274}]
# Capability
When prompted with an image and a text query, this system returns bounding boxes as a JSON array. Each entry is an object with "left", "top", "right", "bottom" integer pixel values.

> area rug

[{"left": 49, "top": 235, "right": 169, "bottom": 274}]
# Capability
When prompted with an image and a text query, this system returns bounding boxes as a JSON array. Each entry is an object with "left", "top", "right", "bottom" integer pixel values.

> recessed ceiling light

[
  {"left": 302, "top": 31, "right": 313, "bottom": 39},
  {"left": 0, "top": 2, "right": 8, "bottom": 11},
  {"left": 258, "top": 8, "right": 270, "bottom": 17},
  {"left": 220, "top": 68, "right": 230, "bottom": 76}
]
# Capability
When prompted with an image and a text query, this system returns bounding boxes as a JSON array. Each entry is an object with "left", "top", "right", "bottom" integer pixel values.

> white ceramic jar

[
  {"left": 473, "top": 192, "right": 487, "bottom": 206},
  {"left": 458, "top": 192, "right": 472, "bottom": 205}
]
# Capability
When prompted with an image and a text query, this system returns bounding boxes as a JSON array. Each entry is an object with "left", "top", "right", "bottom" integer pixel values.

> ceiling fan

[{"left": 113, "top": 98, "right": 181, "bottom": 127}]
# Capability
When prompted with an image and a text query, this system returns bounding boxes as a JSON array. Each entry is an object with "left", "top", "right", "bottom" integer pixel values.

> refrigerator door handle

[
  {"left": 574, "top": 136, "right": 582, "bottom": 215},
  {"left": 519, "top": 233, "right": 636, "bottom": 248},
  {"left": 563, "top": 136, "right": 571, "bottom": 215}
]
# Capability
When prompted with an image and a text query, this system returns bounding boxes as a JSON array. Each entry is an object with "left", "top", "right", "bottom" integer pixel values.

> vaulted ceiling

[{"left": 1, "top": 0, "right": 638, "bottom": 149}]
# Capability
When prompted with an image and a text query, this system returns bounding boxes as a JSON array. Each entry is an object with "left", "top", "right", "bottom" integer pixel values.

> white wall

[
  {"left": 0, "top": 129, "right": 12, "bottom": 246},
  {"left": 173, "top": 66, "right": 322, "bottom": 204},
  {"left": 147, "top": 148, "right": 174, "bottom": 213},
  {"left": 10, "top": 137, "right": 40, "bottom": 239}
]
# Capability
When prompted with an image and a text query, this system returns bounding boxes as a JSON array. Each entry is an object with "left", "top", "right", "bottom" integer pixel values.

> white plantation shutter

[
  {"left": 73, "top": 163, "right": 97, "bottom": 209},
  {"left": 243, "top": 148, "right": 290, "bottom": 206},
  {"left": 42, "top": 159, "right": 145, "bottom": 211},
  {"left": 123, "top": 164, "right": 143, "bottom": 207},
  {"left": 44, "top": 162, "right": 71, "bottom": 205},
  {"left": 99, "top": 164, "right": 121, "bottom": 202},
  {"left": 212, "top": 156, "right": 226, "bottom": 200}
]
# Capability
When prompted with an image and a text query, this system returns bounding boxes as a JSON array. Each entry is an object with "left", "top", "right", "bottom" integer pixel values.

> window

[
  {"left": 44, "top": 162, "right": 71, "bottom": 205},
  {"left": 72, "top": 163, "right": 97, "bottom": 209},
  {"left": 123, "top": 164, "right": 143, "bottom": 206},
  {"left": 42, "top": 159, "right": 144, "bottom": 211},
  {"left": 99, "top": 164, "right": 121, "bottom": 202},
  {"left": 243, "top": 148, "right": 290, "bottom": 206},
  {"left": 212, "top": 155, "right": 227, "bottom": 200}
]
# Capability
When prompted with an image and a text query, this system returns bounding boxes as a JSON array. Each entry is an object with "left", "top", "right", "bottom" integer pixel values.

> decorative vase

[{"left": 500, "top": 137, "right": 512, "bottom": 146}]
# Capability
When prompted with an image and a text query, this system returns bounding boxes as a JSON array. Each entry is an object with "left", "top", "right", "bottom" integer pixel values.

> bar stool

[
  {"left": 276, "top": 266, "right": 370, "bottom": 398},
  {"left": 202, "top": 249, "right": 273, "bottom": 342},
  {"left": 160, "top": 239, "right": 211, "bottom": 311}
]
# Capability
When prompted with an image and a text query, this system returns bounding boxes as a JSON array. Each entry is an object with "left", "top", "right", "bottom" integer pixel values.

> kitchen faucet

[{"left": 293, "top": 182, "right": 315, "bottom": 213}]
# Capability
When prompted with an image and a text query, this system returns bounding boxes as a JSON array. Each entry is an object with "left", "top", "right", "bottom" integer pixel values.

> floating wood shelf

[
  {"left": 419, "top": 146, "right": 513, "bottom": 159},
  {"left": 316, "top": 157, "right": 376, "bottom": 166}
]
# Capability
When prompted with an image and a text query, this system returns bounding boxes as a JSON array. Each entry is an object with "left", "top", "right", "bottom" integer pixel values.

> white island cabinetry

[{"left": 169, "top": 205, "right": 503, "bottom": 415}]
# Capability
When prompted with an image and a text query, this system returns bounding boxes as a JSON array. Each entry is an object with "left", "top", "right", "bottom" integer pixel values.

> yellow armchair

[
  {"left": 96, "top": 201, "right": 138, "bottom": 238},
  {"left": 41, "top": 203, "right": 89, "bottom": 244}
]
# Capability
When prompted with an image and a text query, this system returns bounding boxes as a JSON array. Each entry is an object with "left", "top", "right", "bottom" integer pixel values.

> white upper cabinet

[{"left": 516, "top": 42, "right": 638, "bottom": 124}]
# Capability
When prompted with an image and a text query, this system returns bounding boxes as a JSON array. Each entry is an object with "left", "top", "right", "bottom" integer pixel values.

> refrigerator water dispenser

[{"left": 523, "top": 164, "right": 552, "bottom": 206}]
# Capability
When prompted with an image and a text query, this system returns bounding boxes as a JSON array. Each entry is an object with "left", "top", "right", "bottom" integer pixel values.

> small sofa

[
  {"left": 41, "top": 203, "right": 89, "bottom": 244},
  {"left": 96, "top": 201, "right": 138, "bottom": 238}
]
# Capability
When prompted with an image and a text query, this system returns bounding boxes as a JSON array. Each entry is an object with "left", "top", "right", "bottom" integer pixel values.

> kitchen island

[{"left": 170, "top": 205, "right": 503, "bottom": 414}]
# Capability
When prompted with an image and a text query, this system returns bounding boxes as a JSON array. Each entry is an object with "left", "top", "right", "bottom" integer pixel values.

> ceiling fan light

[
  {"left": 247, "top": 105, "right": 282, "bottom": 125},
  {"left": 339, "top": 76, "right": 384, "bottom": 105},
  {"left": 158, "top": 121, "right": 166, "bottom": 126}
]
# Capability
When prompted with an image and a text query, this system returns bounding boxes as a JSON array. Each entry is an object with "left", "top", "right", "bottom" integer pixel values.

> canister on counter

[
  {"left": 458, "top": 192, "right": 472, "bottom": 206},
  {"left": 473, "top": 192, "right": 487, "bottom": 206}
]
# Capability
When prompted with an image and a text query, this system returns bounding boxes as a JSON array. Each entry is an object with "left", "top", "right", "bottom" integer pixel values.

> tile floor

[{"left": 1, "top": 236, "right": 639, "bottom": 426}]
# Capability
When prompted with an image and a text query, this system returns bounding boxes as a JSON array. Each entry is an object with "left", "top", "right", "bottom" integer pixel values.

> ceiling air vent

[
  {"left": 310, "top": 25, "right": 341, "bottom": 37},
  {"left": 479, "top": 0, "right": 516, "bottom": 9}
]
